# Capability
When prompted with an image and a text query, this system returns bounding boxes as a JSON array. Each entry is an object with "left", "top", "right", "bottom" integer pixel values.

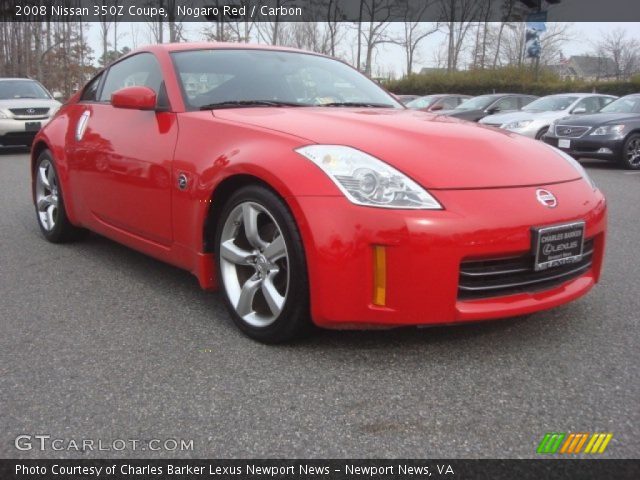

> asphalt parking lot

[{"left": 0, "top": 149, "right": 638, "bottom": 459}]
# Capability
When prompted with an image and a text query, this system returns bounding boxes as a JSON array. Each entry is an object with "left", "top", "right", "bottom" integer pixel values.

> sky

[{"left": 86, "top": 22, "right": 640, "bottom": 77}]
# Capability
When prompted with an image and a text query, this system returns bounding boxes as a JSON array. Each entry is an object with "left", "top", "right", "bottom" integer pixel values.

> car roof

[
  {"left": 538, "top": 93, "right": 615, "bottom": 97},
  {"left": 139, "top": 41, "right": 320, "bottom": 57}
]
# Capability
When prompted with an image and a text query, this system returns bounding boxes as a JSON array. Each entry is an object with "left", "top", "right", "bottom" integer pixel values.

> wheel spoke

[
  {"left": 46, "top": 204, "right": 56, "bottom": 229},
  {"left": 236, "top": 276, "right": 261, "bottom": 317},
  {"left": 263, "top": 234, "right": 286, "bottom": 262},
  {"left": 242, "top": 203, "right": 267, "bottom": 249},
  {"left": 262, "top": 277, "right": 285, "bottom": 317},
  {"left": 37, "top": 195, "right": 53, "bottom": 212},
  {"left": 47, "top": 166, "right": 56, "bottom": 190},
  {"left": 39, "top": 166, "right": 50, "bottom": 189},
  {"left": 220, "top": 239, "right": 252, "bottom": 265}
]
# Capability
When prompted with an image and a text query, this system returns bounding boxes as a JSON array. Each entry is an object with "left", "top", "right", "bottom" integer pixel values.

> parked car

[
  {"left": 543, "top": 93, "right": 640, "bottom": 170},
  {"left": 395, "top": 94, "right": 419, "bottom": 105},
  {"left": 32, "top": 43, "right": 606, "bottom": 342},
  {"left": 0, "top": 78, "right": 62, "bottom": 147},
  {"left": 439, "top": 93, "right": 538, "bottom": 122},
  {"left": 406, "top": 94, "right": 471, "bottom": 112},
  {"left": 480, "top": 93, "right": 617, "bottom": 139}
]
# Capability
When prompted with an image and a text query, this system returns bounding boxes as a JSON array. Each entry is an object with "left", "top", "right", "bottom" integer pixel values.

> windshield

[
  {"left": 0, "top": 80, "right": 51, "bottom": 100},
  {"left": 600, "top": 96, "right": 640, "bottom": 114},
  {"left": 454, "top": 95, "right": 496, "bottom": 110},
  {"left": 171, "top": 49, "right": 402, "bottom": 109},
  {"left": 523, "top": 95, "right": 578, "bottom": 112},
  {"left": 406, "top": 96, "right": 438, "bottom": 109}
]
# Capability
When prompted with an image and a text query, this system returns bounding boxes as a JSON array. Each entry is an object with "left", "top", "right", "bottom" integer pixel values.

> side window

[
  {"left": 519, "top": 96, "right": 536, "bottom": 108},
  {"left": 99, "top": 53, "right": 163, "bottom": 102},
  {"left": 80, "top": 73, "right": 103, "bottom": 102},
  {"left": 441, "top": 97, "right": 459, "bottom": 109},
  {"left": 599, "top": 97, "right": 615, "bottom": 109},
  {"left": 493, "top": 97, "right": 519, "bottom": 112},
  {"left": 574, "top": 97, "right": 601, "bottom": 113}
]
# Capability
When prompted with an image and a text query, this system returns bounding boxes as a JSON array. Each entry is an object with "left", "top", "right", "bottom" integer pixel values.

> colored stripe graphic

[
  {"left": 540, "top": 433, "right": 613, "bottom": 454},
  {"left": 537, "top": 433, "right": 565, "bottom": 454}
]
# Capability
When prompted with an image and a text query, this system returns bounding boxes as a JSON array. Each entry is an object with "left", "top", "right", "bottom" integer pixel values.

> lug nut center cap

[{"left": 255, "top": 254, "right": 270, "bottom": 276}]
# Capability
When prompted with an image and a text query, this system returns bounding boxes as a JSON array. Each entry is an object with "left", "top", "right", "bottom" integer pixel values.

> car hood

[
  {"left": 481, "top": 110, "right": 563, "bottom": 124},
  {"left": 438, "top": 108, "right": 480, "bottom": 118},
  {"left": 0, "top": 98, "right": 60, "bottom": 109},
  {"left": 555, "top": 112, "right": 640, "bottom": 126},
  {"left": 213, "top": 108, "right": 581, "bottom": 189}
]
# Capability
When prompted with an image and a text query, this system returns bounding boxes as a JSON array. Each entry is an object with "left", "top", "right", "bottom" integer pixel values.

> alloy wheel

[
  {"left": 626, "top": 138, "right": 640, "bottom": 167},
  {"left": 219, "top": 201, "right": 289, "bottom": 328},
  {"left": 35, "top": 159, "right": 59, "bottom": 231}
]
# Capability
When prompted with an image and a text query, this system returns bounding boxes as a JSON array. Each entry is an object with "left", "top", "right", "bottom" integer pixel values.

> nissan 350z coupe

[{"left": 31, "top": 43, "right": 607, "bottom": 343}]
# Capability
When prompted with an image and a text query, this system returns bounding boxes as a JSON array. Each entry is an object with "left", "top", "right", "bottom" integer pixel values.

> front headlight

[
  {"left": 0, "top": 109, "right": 10, "bottom": 119},
  {"left": 544, "top": 144, "right": 596, "bottom": 190},
  {"left": 590, "top": 124, "right": 625, "bottom": 136},
  {"left": 295, "top": 145, "right": 442, "bottom": 209},
  {"left": 504, "top": 120, "right": 533, "bottom": 130}
]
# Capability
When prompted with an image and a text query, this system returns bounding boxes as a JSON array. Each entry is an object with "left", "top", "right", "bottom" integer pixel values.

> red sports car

[{"left": 31, "top": 43, "right": 606, "bottom": 343}]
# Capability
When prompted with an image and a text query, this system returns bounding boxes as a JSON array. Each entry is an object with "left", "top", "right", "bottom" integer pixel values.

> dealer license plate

[
  {"left": 25, "top": 122, "right": 41, "bottom": 132},
  {"left": 533, "top": 222, "right": 585, "bottom": 271},
  {"left": 558, "top": 139, "right": 571, "bottom": 149}
]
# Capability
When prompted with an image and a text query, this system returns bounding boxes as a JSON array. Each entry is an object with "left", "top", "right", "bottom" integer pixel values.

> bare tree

[
  {"left": 499, "top": 22, "right": 573, "bottom": 68},
  {"left": 356, "top": 0, "right": 396, "bottom": 76},
  {"left": 593, "top": 28, "right": 639, "bottom": 80},
  {"left": 322, "top": 0, "right": 346, "bottom": 57},
  {"left": 255, "top": 0, "right": 296, "bottom": 45},
  {"left": 393, "top": 1, "right": 439, "bottom": 75},
  {"left": 437, "top": 0, "right": 481, "bottom": 71}
]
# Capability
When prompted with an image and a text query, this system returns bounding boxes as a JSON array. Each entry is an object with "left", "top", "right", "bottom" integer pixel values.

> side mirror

[
  {"left": 430, "top": 104, "right": 444, "bottom": 111},
  {"left": 52, "top": 91, "right": 63, "bottom": 101},
  {"left": 111, "top": 86, "right": 157, "bottom": 110},
  {"left": 572, "top": 107, "right": 587, "bottom": 114},
  {"left": 486, "top": 107, "right": 500, "bottom": 114}
]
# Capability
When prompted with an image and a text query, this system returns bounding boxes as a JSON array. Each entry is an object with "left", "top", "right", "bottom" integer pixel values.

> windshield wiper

[
  {"left": 320, "top": 102, "right": 395, "bottom": 108},
  {"left": 199, "top": 100, "right": 305, "bottom": 110}
]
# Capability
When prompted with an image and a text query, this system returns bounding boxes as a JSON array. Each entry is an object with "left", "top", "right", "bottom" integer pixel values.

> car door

[{"left": 69, "top": 53, "right": 177, "bottom": 245}]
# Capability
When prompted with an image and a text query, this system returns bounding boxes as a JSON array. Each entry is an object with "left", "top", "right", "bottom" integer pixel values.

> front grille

[
  {"left": 9, "top": 107, "right": 49, "bottom": 117},
  {"left": 458, "top": 239, "right": 594, "bottom": 300},
  {"left": 555, "top": 125, "right": 590, "bottom": 138},
  {"left": 483, "top": 123, "right": 502, "bottom": 128}
]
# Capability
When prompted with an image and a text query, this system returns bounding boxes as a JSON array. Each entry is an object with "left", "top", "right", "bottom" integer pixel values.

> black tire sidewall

[
  {"left": 621, "top": 134, "right": 640, "bottom": 170},
  {"left": 536, "top": 127, "right": 549, "bottom": 140},
  {"left": 214, "top": 185, "right": 311, "bottom": 343}
]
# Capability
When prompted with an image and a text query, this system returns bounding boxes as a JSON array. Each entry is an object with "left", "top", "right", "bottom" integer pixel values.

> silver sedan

[{"left": 479, "top": 93, "right": 617, "bottom": 139}]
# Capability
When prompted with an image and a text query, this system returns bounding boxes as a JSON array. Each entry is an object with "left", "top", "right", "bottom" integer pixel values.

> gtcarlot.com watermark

[{"left": 15, "top": 434, "right": 194, "bottom": 452}]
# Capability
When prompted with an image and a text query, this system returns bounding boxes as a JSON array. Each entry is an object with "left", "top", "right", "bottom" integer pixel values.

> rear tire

[
  {"left": 620, "top": 133, "right": 640, "bottom": 170},
  {"left": 214, "top": 185, "right": 312, "bottom": 343},
  {"left": 34, "top": 150, "right": 87, "bottom": 243}
]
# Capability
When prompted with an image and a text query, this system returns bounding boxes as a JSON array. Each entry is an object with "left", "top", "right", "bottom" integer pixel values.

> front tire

[
  {"left": 34, "top": 150, "right": 86, "bottom": 243},
  {"left": 214, "top": 185, "right": 311, "bottom": 343},
  {"left": 535, "top": 127, "right": 549, "bottom": 140},
  {"left": 620, "top": 133, "right": 640, "bottom": 170}
]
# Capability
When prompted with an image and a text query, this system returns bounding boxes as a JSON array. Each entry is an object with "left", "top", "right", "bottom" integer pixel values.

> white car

[
  {"left": 0, "top": 78, "right": 62, "bottom": 147},
  {"left": 479, "top": 93, "right": 617, "bottom": 139}
]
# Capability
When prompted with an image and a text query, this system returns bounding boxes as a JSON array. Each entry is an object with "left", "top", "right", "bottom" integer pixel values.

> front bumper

[
  {"left": 543, "top": 134, "right": 623, "bottom": 161},
  {"left": 0, "top": 117, "right": 51, "bottom": 146},
  {"left": 292, "top": 179, "right": 606, "bottom": 328}
]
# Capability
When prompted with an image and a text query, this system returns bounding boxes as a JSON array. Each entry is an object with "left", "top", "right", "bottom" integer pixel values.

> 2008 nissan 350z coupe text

[{"left": 31, "top": 43, "right": 606, "bottom": 343}]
